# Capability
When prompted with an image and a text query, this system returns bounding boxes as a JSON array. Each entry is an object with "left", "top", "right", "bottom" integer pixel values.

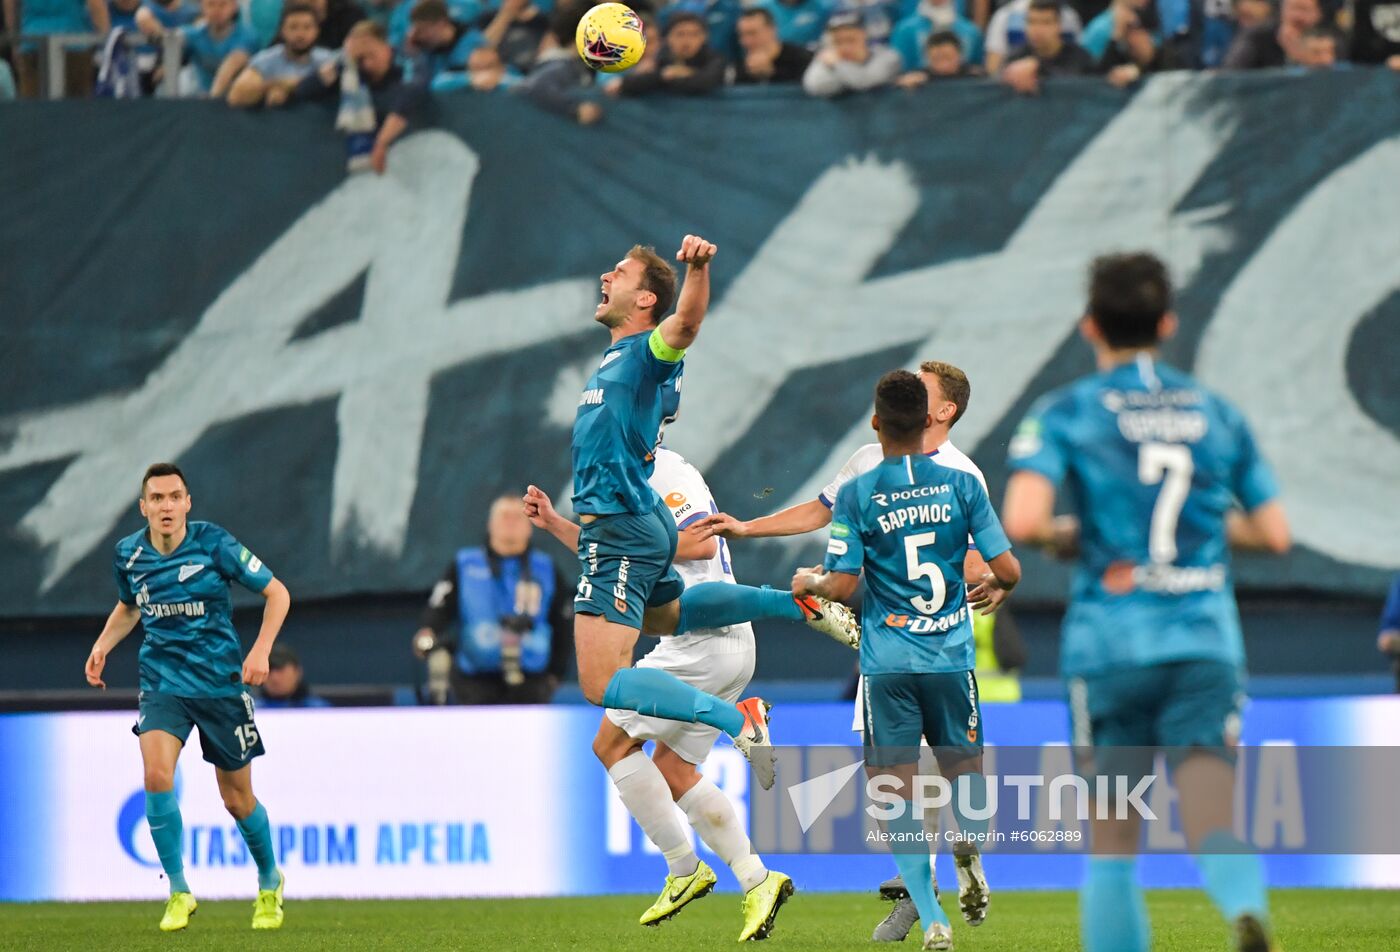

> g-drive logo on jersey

[
  {"left": 238, "top": 546, "right": 263, "bottom": 574},
  {"left": 135, "top": 583, "right": 206, "bottom": 619}
]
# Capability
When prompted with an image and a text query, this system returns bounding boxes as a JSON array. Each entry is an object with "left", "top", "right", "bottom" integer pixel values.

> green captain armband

[{"left": 648, "top": 327, "right": 686, "bottom": 363}]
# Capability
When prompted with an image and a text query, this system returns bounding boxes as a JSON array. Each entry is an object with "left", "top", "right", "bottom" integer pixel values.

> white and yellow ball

[{"left": 575, "top": 3, "right": 647, "bottom": 74}]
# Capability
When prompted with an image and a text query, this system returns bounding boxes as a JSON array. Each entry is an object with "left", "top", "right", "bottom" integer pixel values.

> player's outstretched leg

[
  {"left": 600, "top": 667, "right": 777, "bottom": 789},
  {"left": 674, "top": 581, "right": 860, "bottom": 650}
]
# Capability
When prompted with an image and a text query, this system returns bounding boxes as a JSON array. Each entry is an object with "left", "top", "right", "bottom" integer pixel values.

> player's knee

[
  {"left": 221, "top": 789, "right": 256, "bottom": 820},
  {"left": 143, "top": 765, "right": 175, "bottom": 792}
]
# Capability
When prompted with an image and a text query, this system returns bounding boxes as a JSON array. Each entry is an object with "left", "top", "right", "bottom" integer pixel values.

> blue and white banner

[
  {"left": 2, "top": 72, "right": 1400, "bottom": 616},
  {"left": 1, "top": 697, "right": 1397, "bottom": 901}
]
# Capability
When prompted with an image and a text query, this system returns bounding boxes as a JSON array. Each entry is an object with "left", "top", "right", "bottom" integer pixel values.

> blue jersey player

[
  {"left": 794, "top": 370, "right": 1021, "bottom": 952},
  {"left": 1002, "top": 253, "right": 1291, "bottom": 952},
  {"left": 84, "top": 463, "right": 293, "bottom": 933}
]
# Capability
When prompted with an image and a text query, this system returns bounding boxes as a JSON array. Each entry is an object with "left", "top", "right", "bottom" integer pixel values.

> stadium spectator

[
  {"left": 755, "top": 0, "right": 834, "bottom": 47},
  {"left": 282, "top": 20, "right": 426, "bottom": 174},
  {"left": 228, "top": 1, "right": 333, "bottom": 107},
  {"left": 611, "top": 11, "right": 725, "bottom": 96},
  {"left": 1001, "top": 0, "right": 1094, "bottom": 92},
  {"left": 431, "top": 43, "right": 521, "bottom": 91},
  {"left": 984, "top": 0, "right": 1082, "bottom": 73},
  {"left": 258, "top": 644, "right": 332, "bottom": 708},
  {"left": 513, "top": 0, "right": 602, "bottom": 124},
  {"left": 1096, "top": 0, "right": 1180, "bottom": 85},
  {"left": 9, "top": 0, "right": 109, "bottom": 97},
  {"left": 665, "top": 0, "right": 743, "bottom": 60},
  {"left": 1378, "top": 574, "right": 1400, "bottom": 693},
  {"left": 411, "top": 495, "right": 573, "bottom": 706},
  {"left": 472, "top": 0, "right": 550, "bottom": 75},
  {"left": 895, "top": 29, "right": 981, "bottom": 83},
  {"left": 1196, "top": 0, "right": 1272, "bottom": 68},
  {"left": 402, "top": 0, "right": 476, "bottom": 81},
  {"left": 801, "top": 11, "right": 901, "bottom": 96},
  {"left": 891, "top": 0, "right": 984, "bottom": 70},
  {"left": 1221, "top": 0, "right": 1323, "bottom": 68},
  {"left": 730, "top": 6, "right": 813, "bottom": 84},
  {"left": 176, "top": 0, "right": 258, "bottom": 97},
  {"left": 1351, "top": 0, "right": 1400, "bottom": 66}
]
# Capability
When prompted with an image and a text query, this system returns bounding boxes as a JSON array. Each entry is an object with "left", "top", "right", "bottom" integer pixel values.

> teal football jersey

[
  {"left": 571, "top": 329, "right": 683, "bottom": 516},
  {"left": 1007, "top": 356, "right": 1279, "bottom": 677},
  {"left": 113, "top": 521, "right": 275, "bottom": 698},
  {"left": 825, "top": 454, "right": 1012, "bottom": 676}
]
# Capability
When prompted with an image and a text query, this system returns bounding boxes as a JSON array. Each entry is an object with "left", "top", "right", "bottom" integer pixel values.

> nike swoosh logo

[
  {"left": 149, "top": 823, "right": 167, "bottom": 831},
  {"left": 178, "top": 564, "right": 205, "bottom": 582},
  {"left": 131, "top": 573, "right": 148, "bottom": 583},
  {"left": 668, "top": 888, "right": 687, "bottom": 903}
]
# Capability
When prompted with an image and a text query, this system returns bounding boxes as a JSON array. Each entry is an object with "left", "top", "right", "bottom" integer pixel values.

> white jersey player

[
  {"left": 523, "top": 448, "right": 792, "bottom": 942},
  {"left": 700, "top": 361, "right": 1001, "bottom": 941}
]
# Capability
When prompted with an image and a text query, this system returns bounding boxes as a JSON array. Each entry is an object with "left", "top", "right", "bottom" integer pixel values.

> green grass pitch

[{"left": 1, "top": 889, "right": 1394, "bottom": 951}]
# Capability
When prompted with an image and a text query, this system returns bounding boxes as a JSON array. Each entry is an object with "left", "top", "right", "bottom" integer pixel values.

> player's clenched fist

[
  {"left": 675, "top": 234, "right": 717, "bottom": 268},
  {"left": 522, "top": 484, "right": 556, "bottom": 528}
]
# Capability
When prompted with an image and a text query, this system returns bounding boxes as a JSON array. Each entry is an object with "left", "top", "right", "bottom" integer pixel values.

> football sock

[
  {"left": 235, "top": 802, "right": 281, "bottom": 891},
  {"left": 950, "top": 772, "right": 991, "bottom": 845},
  {"left": 603, "top": 668, "right": 745, "bottom": 737},
  {"left": 677, "top": 778, "right": 767, "bottom": 891},
  {"left": 609, "top": 753, "right": 698, "bottom": 878},
  {"left": 674, "top": 583, "right": 802, "bottom": 635},
  {"left": 1196, "top": 829, "right": 1269, "bottom": 922},
  {"left": 144, "top": 791, "right": 189, "bottom": 894},
  {"left": 886, "top": 803, "right": 948, "bottom": 928},
  {"left": 1081, "top": 857, "right": 1150, "bottom": 952}
]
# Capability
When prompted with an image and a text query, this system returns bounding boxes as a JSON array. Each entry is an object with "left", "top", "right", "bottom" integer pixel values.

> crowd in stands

[{"left": 3, "top": 0, "right": 1399, "bottom": 147}]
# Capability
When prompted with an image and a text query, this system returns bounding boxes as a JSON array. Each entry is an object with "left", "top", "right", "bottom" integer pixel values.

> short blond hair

[{"left": 919, "top": 360, "right": 971, "bottom": 427}]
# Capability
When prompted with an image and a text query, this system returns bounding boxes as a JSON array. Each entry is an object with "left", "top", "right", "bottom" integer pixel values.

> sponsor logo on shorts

[
  {"left": 966, "top": 671, "right": 979, "bottom": 742},
  {"left": 613, "top": 557, "right": 630, "bottom": 615}
]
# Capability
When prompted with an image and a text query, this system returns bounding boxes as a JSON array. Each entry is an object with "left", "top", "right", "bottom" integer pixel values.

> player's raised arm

[
  {"left": 85, "top": 601, "right": 142, "bottom": 689},
  {"left": 655, "top": 234, "right": 717, "bottom": 353}
]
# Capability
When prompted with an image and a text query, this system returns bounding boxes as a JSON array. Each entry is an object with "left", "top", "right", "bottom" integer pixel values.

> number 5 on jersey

[{"left": 904, "top": 530, "right": 947, "bottom": 614}]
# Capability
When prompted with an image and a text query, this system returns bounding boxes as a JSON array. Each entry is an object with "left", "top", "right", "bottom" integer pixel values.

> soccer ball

[{"left": 575, "top": 3, "right": 646, "bottom": 74}]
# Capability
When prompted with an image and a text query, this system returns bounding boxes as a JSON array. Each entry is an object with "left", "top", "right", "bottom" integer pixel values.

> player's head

[
  {"left": 872, "top": 370, "right": 931, "bottom": 446},
  {"left": 487, "top": 493, "right": 532, "bottom": 556},
  {"left": 596, "top": 245, "right": 677, "bottom": 329},
  {"left": 1083, "top": 252, "right": 1177, "bottom": 352},
  {"left": 919, "top": 360, "right": 971, "bottom": 430},
  {"left": 139, "top": 462, "right": 191, "bottom": 537}
]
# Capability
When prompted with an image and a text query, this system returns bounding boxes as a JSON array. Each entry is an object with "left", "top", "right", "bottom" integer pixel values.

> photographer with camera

[{"left": 411, "top": 494, "right": 573, "bottom": 705}]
